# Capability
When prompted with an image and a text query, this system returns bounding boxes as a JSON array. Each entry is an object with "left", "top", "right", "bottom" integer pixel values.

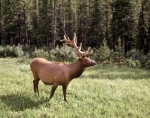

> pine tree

[
  {"left": 30, "top": 0, "right": 39, "bottom": 46},
  {"left": 114, "top": 37, "right": 124, "bottom": 65},
  {"left": 145, "top": 0, "right": 150, "bottom": 53},
  {"left": 137, "top": 0, "right": 150, "bottom": 53},
  {"left": 35, "top": 0, "right": 53, "bottom": 47},
  {"left": 0, "top": 0, "right": 4, "bottom": 45},
  {"left": 88, "top": 0, "right": 105, "bottom": 49},
  {"left": 111, "top": 0, "right": 136, "bottom": 54},
  {"left": 137, "top": 7, "right": 147, "bottom": 51},
  {"left": 76, "top": 0, "right": 91, "bottom": 49},
  {"left": 3, "top": 0, "right": 18, "bottom": 45},
  {"left": 103, "top": 0, "right": 112, "bottom": 44}
]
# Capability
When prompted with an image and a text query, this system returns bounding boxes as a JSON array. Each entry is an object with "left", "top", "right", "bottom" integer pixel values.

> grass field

[{"left": 0, "top": 58, "right": 150, "bottom": 118}]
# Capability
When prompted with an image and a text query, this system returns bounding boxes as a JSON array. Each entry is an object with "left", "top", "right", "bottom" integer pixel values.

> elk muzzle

[{"left": 91, "top": 60, "right": 96, "bottom": 66}]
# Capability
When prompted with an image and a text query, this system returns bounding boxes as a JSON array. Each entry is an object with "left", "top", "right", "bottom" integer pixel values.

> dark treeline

[{"left": 0, "top": 0, "right": 150, "bottom": 54}]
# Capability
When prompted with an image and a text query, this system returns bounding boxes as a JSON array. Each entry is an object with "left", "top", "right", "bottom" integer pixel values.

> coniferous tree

[
  {"left": 34, "top": 0, "right": 53, "bottom": 47},
  {"left": 76, "top": 0, "right": 91, "bottom": 49},
  {"left": 145, "top": 0, "right": 150, "bottom": 53},
  {"left": 30, "top": 0, "right": 39, "bottom": 46},
  {"left": 3, "top": 0, "right": 18, "bottom": 45},
  {"left": 0, "top": 0, "right": 4, "bottom": 45},
  {"left": 137, "top": 0, "right": 150, "bottom": 53},
  {"left": 52, "top": 0, "right": 57, "bottom": 48},
  {"left": 88, "top": 0, "right": 104, "bottom": 49},
  {"left": 137, "top": 7, "right": 147, "bottom": 51},
  {"left": 103, "top": 0, "right": 112, "bottom": 44},
  {"left": 111, "top": 0, "right": 136, "bottom": 54}
]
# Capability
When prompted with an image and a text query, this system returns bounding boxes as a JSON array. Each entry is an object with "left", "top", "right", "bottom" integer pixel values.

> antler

[{"left": 60, "top": 33, "right": 93, "bottom": 57}]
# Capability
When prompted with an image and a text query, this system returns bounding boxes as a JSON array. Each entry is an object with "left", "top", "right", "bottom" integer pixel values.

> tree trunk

[
  {"left": 24, "top": 9, "right": 28, "bottom": 45},
  {"left": 62, "top": 0, "right": 66, "bottom": 35},
  {"left": 105, "top": 0, "right": 108, "bottom": 40},
  {"left": 122, "top": 36, "right": 125, "bottom": 56},
  {"left": 53, "top": 0, "right": 56, "bottom": 48},
  {"left": 19, "top": 11, "right": 23, "bottom": 45},
  {"left": 0, "top": 1, "right": 3, "bottom": 45}
]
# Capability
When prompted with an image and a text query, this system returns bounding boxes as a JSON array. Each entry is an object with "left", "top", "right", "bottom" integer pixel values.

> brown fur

[{"left": 30, "top": 57, "right": 96, "bottom": 102}]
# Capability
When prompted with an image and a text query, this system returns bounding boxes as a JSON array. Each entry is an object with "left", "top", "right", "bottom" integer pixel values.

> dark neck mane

[{"left": 69, "top": 59, "right": 85, "bottom": 78}]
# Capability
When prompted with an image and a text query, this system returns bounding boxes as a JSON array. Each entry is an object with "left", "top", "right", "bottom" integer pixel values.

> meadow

[{"left": 0, "top": 58, "right": 150, "bottom": 118}]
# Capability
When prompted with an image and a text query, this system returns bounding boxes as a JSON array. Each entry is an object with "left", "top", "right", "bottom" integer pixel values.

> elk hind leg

[{"left": 33, "top": 78, "right": 40, "bottom": 96}]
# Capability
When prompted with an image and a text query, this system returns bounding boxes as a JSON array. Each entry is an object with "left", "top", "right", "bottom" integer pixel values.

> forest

[{"left": 0, "top": 0, "right": 150, "bottom": 54}]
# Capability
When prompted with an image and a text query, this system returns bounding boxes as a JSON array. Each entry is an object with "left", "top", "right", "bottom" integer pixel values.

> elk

[{"left": 30, "top": 33, "right": 96, "bottom": 102}]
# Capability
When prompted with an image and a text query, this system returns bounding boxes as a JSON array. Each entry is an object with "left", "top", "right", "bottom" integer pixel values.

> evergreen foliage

[
  {"left": 87, "top": 0, "right": 104, "bottom": 49},
  {"left": 111, "top": 0, "right": 136, "bottom": 53},
  {"left": 0, "top": 0, "right": 150, "bottom": 69},
  {"left": 94, "top": 39, "right": 110, "bottom": 63},
  {"left": 0, "top": 0, "right": 149, "bottom": 53},
  {"left": 109, "top": 37, "right": 124, "bottom": 65}
]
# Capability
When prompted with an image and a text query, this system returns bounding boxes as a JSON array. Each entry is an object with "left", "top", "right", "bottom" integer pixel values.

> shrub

[
  {"left": 13, "top": 45, "right": 24, "bottom": 57},
  {"left": 126, "top": 49, "right": 143, "bottom": 60},
  {"left": 0, "top": 45, "right": 24, "bottom": 58},
  {"left": 0, "top": 46, "right": 5, "bottom": 57},
  {"left": 32, "top": 47, "right": 49, "bottom": 59},
  {"left": 125, "top": 58, "right": 141, "bottom": 68},
  {"left": 126, "top": 49, "right": 150, "bottom": 68},
  {"left": 0, "top": 46, "right": 15, "bottom": 57},
  {"left": 94, "top": 39, "right": 110, "bottom": 63},
  {"left": 145, "top": 60, "right": 150, "bottom": 70},
  {"left": 4, "top": 46, "right": 16, "bottom": 57},
  {"left": 31, "top": 45, "right": 77, "bottom": 62},
  {"left": 49, "top": 46, "right": 77, "bottom": 62},
  {"left": 22, "top": 45, "right": 34, "bottom": 58},
  {"left": 145, "top": 52, "right": 150, "bottom": 69}
]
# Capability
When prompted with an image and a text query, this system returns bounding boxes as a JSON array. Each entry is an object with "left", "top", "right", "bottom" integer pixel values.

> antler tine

[
  {"left": 83, "top": 47, "right": 93, "bottom": 56},
  {"left": 72, "top": 33, "right": 78, "bottom": 48},
  {"left": 60, "top": 33, "right": 93, "bottom": 57},
  {"left": 60, "top": 35, "right": 72, "bottom": 46}
]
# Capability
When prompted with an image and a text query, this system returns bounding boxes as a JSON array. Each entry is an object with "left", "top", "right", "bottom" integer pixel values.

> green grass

[{"left": 0, "top": 58, "right": 150, "bottom": 118}]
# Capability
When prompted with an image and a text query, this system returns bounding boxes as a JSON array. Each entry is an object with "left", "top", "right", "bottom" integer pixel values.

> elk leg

[
  {"left": 49, "top": 83, "right": 58, "bottom": 100},
  {"left": 33, "top": 79, "right": 40, "bottom": 96},
  {"left": 33, "top": 80, "right": 36, "bottom": 93},
  {"left": 62, "top": 86, "right": 67, "bottom": 102}
]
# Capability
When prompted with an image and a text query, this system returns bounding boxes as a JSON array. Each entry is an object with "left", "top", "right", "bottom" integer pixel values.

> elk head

[{"left": 60, "top": 33, "right": 96, "bottom": 67}]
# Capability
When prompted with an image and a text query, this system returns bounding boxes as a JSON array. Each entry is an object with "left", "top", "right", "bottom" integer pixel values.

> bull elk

[{"left": 30, "top": 33, "right": 96, "bottom": 102}]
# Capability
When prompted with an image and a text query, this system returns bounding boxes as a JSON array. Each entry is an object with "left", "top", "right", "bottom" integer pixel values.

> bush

[
  {"left": 22, "top": 45, "right": 34, "bottom": 58},
  {"left": 31, "top": 45, "right": 77, "bottom": 62},
  {"left": 93, "top": 39, "right": 110, "bottom": 63},
  {"left": 0, "top": 45, "right": 24, "bottom": 57},
  {"left": 14, "top": 45, "right": 24, "bottom": 57},
  {"left": 125, "top": 58, "right": 141, "bottom": 68},
  {"left": 145, "top": 52, "right": 150, "bottom": 69},
  {"left": 145, "top": 60, "right": 150, "bottom": 70},
  {"left": 0, "top": 46, "right": 5, "bottom": 57},
  {"left": 126, "top": 49, "right": 150, "bottom": 68},
  {"left": 32, "top": 47, "right": 49, "bottom": 59},
  {"left": 49, "top": 46, "right": 77, "bottom": 62},
  {"left": 126, "top": 49, "right": 143, "bottom": 60}
]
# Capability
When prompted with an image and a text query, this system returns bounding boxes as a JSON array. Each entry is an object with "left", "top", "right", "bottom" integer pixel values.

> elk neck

[{"left": 69, "top": 58, "right": 85, "bottom": 79}]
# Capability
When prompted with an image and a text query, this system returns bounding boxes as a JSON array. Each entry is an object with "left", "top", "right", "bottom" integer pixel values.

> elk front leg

[
  {"left": 49, "top": 83, "right": 58, "bottom": 100},
  {"left": 62, "top": 85, "right": 67, "bottom": 102}
]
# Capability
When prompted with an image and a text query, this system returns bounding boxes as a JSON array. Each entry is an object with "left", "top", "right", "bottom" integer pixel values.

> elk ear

[{"left": 79, "top": 55, "right": 85, "bottom": 59}]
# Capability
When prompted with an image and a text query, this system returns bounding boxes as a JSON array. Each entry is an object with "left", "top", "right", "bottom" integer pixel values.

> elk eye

[{"left": 82, "top": 56, "right": 85, "bottom": 58}]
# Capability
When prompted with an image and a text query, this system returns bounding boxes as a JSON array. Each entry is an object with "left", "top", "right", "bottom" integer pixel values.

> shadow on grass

[{"left": 0, "top": 93, "right": 46, "bottom": 111}]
